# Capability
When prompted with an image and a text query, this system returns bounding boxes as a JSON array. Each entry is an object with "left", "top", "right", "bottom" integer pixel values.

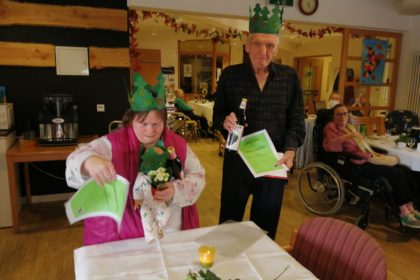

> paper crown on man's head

[
  {"left": 129, "top": 72, "right": 166, "bottom": 112},
  {"left": 249, "top": 2, "right": 284, "bottom": 35}
]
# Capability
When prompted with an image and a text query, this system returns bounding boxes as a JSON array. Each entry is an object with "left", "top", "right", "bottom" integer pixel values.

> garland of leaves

[
  {"left": 129, "top": 9, "right": 141, "bottom": 72},
  {"left": 130, "top": 10, "right": 345, "bottom": 43},
  {"left": 137, "top": 10, "right": 247, "bottom": 44},
  {"left": 128, "top": 9, "right": 346, "bottom": 70},
  {"left": 283, "top": 22, "right": 343, "bottom": 39}
]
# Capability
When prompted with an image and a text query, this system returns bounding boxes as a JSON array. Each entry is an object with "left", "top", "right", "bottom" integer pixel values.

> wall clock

[{"left": 298, "top": 0, "right": 318, "bottom": 16}]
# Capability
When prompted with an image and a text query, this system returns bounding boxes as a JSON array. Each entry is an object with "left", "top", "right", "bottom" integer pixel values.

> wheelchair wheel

[{"left": 297, "top": 162, "right": 345, "bottom": 215}]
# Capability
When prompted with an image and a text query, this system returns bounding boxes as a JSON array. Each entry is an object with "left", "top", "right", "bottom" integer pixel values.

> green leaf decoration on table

[{"left": 185, "top": 269, "right": 240, "bottom": 280}]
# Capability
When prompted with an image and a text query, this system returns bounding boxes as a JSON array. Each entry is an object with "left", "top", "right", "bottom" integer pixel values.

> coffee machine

[{"left": 38, "top": 94, "right": 78, "bottom": 146}]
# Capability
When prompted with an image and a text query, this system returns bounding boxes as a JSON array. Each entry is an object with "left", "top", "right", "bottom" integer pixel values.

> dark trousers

[
  {"left": 219, "top": 151, "right": 286, "bottom": 239},
  {"left": 359, "top": 163, "right": 413, "bottom": 206}
]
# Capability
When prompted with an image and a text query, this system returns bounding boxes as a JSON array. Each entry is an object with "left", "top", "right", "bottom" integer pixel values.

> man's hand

[
  {"left": 276, "top": 150, "right": 295, "bottom": 169},
  {"left": 223, "top": 112, "right": 238, "bottom": 132}
]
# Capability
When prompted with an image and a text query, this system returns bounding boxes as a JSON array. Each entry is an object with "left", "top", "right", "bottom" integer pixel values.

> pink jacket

[
  {"left": 323, "top": 121, "right": 371, "bottom": 165},
  {"left": 83, "top": 126, "right": 199, "bottom": 245}
]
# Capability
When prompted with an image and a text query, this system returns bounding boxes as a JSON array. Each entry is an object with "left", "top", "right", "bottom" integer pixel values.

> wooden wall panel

[
  {"left": 0, "top": 42, "right": 129, "bottom": 68},
  {"left": 0, "top": 0, "right": 127, "bottom": 32},
  {"left": 89, "top": 47, "right": 130, "bottom": 69},
  {"left": 0, "top": 42, "right": 55, "bottom": 67},
  {"left": 0, "top": 0, "right": 129, "bottom": 195}
]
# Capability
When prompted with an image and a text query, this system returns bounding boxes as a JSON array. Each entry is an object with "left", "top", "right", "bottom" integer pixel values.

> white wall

[
  {"left": 293, "top": 37, "right": 342, "bottom": 98},
  {"left": 128, "top": 0, "right": 414, "bottom": 31},
  {"left": 395, "top": 15, "right": 420, "bottom": 109}
]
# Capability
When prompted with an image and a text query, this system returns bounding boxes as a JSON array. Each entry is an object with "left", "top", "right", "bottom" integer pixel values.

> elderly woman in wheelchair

[
  {"left": 321, "top": 104, "right": 419, "bottom": 228},
  {"left": 297, "top": 104, "right": 420, "bottom": 229}
]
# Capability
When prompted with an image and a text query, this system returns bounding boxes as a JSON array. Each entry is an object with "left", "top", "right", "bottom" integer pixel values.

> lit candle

[{"left": 198, "top": 245, "right": 216, "bottom": 268}]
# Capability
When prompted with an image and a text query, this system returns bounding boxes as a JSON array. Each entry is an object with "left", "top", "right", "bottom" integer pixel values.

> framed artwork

[
  {"left": 55, "top": 46, "right": 89, "bottom": 76},
  {"left": 183, "top": 64, "right": 192, "bottom": 78},
  {"left": 360, "top": 38, "right": 388, "bottom": 85}
]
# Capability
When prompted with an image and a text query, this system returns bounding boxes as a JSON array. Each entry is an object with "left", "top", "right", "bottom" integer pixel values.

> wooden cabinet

[
  {"left": 337, "top": 28, "right": 402, "bottom": 116},
  {"left": 178, "top": 40, "right": 229, "bottom": 97}
]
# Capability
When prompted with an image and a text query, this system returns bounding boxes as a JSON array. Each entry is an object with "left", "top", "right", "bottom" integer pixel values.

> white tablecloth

[
  {"left": 187, "top": 100, "right": 214, "bottom": 126},
  {"left": 296, "top": 116, "right": 316, "bottom": 169},
  {"left": 367, "top": 138, "right": 420, "bottom": 171},
  {"left": 74, "top": 222, "right": 317, "bottom": 280}
]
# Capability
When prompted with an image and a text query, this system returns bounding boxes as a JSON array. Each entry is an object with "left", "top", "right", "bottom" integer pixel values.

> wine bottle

[{"left": 226, "top": 98, "right": 247, "bottom": 151}]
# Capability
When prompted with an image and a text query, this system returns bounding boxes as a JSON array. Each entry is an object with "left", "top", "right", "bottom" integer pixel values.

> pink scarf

[{"left": 83, "top": 126, "right": 198, "bottom": 245}]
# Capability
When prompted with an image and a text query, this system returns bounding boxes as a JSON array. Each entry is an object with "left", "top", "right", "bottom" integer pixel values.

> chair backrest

[
  {"left": 108, "top": 120, "right": 123, "bottom": 133},
  {"left": 313, "top": 100, "right": 327, "bottom": 111},
  {"left": 167, "top": 112, "right": 189, "bottom": 135},
  {"left": 291, "top": 217, "right": 387, "bottom": 280},
  {"left": 349, "top": 115, "right": 372, "bottom": 136},
  {"left": 370, "top": 116, "right": 386, "bottom": 135},
  {"left": 313, "top": 108, "right": 333, "bottom": 161}
]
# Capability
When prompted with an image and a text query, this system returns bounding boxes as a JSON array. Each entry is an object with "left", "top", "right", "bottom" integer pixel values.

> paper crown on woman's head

[
  {"left": 249, "top": 2, "right": 283, "bottom": 35},
  {"left": 129, "top": 72, "right": 166, "bottom": 112}
]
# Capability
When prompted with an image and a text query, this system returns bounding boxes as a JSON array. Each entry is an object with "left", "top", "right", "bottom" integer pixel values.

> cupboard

[{"left": 337, "top": 28, "right": 402, "bottom": 116}]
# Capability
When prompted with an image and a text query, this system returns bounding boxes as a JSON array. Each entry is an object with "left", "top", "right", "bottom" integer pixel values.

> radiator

[{"left": 407, "top": 52, "right": 420, "bottom": 115}]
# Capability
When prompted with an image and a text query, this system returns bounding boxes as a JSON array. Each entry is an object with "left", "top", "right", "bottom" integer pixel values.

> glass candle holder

[{"left": 198, "top": 245, "right": 216, "bottom": 268}]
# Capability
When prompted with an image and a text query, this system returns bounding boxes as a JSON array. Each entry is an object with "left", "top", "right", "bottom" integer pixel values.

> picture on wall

[{"left": 360, "top": 38, "right": 389, "bottom": 85}]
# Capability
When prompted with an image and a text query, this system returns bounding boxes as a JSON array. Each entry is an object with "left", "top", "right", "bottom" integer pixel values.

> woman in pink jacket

[{"left": 66, "top": 72, "right": 205, "bottom": 245}]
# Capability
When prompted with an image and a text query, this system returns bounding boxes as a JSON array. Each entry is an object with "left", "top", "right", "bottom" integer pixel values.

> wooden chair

[
  {"left": 349, "top": 115, "right": 373, "bottom": 136},
  {"left": 108, "top": 120, "right": 123, "bottom": 133},
  {"left": 350, "top": 115, "right": 386, "bottom": 136},
  {"left": 284, "top": 217, "right": 387, "bottom": 280},
  {"left": 167, "top": 112, "right": 199, "bottom": 142},
  {"left": 313, "top": 100, "right": 327, "bottom": 111},
  {"left": 370, "top": 116, "right": 386, "bottom": 135}
]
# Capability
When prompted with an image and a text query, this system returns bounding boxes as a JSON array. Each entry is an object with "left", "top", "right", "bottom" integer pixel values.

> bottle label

[{"left": 226, "top": 125, "right": 244, "bottom": 151}]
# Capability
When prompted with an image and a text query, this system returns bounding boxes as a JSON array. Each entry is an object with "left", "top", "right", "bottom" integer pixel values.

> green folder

[{"left": 65, "top": 175, "right": 129, "bottom": 231}]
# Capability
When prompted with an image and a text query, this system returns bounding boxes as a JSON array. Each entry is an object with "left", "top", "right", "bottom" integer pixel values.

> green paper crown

[
  {"left": 129, "top": 72, "right": 166, "bottom": 112},
  {"left": 249, "top": 2, "right": 283, "bottom": 35}
]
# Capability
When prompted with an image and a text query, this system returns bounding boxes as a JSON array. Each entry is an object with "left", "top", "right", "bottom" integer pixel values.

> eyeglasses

[{"left": 334, "top": 112, "right": 348, "bottom": 116}]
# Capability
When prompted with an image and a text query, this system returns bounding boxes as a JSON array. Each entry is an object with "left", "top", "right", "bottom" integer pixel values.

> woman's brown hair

[{"left": 121, "top": 109, "right": 167, "bottom": 126}]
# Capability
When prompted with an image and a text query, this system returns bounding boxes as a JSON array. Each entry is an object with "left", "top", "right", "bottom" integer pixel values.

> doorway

[{"left": 296, "top": 56, "right": 331, "bottom": 114}]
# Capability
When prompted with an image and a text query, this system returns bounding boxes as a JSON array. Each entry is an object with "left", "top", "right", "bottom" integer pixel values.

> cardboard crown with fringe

[
  {"left": 129, "top": 72, "right": 166, "bottom": 112},
  {"left": 249, "top": 2, "right": 284, "bottom": 35}
]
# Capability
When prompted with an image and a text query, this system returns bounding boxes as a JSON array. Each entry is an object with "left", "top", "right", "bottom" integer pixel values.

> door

[
  {"left": 296, "top": 57, "right": 323, "bottom": 114},
  {"left": 135, "top": 49, "right": 161, "bottom": 85}
]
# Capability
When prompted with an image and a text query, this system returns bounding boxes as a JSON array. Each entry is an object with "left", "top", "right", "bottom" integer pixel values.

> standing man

[{"left": 212, "top": 2, "right": 305, "bottom": 240}]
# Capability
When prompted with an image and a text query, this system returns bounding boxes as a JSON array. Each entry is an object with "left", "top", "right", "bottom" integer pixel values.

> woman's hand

[
  {"left": 153, "top": 182, "right": 175, "bottom": 203},
  {"left": 82, "top": 155, "right": 116, "bottom": 187}
]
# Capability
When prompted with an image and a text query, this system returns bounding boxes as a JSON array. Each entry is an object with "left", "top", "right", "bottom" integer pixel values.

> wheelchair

[{"left": 297, "top": 109, "right": 400, "bottom": 229}]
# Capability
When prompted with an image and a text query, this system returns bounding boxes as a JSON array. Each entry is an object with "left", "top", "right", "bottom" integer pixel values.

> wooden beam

[
  {"left": 0, "top": 42, "right": 55, "bottom": 67},
  {"left": 0, "top": 0, "right": 127, "bottom": 32},
  {"left": 0, "top": 42, "right": 129, "bottom": 69},
  {"left": 89, "top": 47, "right": 130, "bottom": 69}
]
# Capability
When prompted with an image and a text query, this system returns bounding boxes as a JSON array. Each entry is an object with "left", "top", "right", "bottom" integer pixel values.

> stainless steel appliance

[{"left": 38, "top": 94, "right": 78, "bottom": 146}]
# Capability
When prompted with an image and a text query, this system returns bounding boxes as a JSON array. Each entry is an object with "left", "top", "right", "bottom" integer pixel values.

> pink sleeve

[
  {"left": 323, "top": 122, "right": 371, "bottom": 163},
  {"left": 323, "top": 122, "right": 344, "bottom": 152}
]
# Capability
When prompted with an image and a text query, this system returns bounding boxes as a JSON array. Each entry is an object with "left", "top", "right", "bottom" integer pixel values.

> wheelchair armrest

[
  {"left": 370, "top": 146, "right": 388, "bottom": 155},
  {"left": 325, "top": 151, "right": 363, "bottom": 161}
]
